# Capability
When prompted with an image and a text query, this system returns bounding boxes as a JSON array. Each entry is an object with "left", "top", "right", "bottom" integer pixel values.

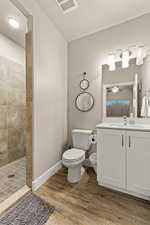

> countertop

[{"left": 96, "top": 123, "right": 150, "bottom": 132}]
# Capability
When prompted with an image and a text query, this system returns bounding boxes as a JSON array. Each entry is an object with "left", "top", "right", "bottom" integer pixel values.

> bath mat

[{"left": 0, "top": 191, "right": 55, "bottom": 225}]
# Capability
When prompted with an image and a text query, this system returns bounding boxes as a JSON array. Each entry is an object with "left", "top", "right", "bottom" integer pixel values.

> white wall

[
  {"left": 68, "top": 13, "right": 150, "bottom": 141},
  {"left": 15, "top": 0, "right": 68, "bottom": 179},
  {"left": 0, "top": 33, "right": 25, "bottom": 65}
]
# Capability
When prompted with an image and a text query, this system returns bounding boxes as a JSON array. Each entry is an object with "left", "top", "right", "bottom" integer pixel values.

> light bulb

[
  {"left": 136, "top": 46, "right": 145, "bottom": 65},
  {"left": 122, "top": 50, "right": 130, "bottom": 69},
  {"left": 112, "top": 86, "right": 119, "bottom": 93},
  {"left": 8, "top": 17, "right": 20, "bottom": 29},
  {"left": 108, "top": 54, "right": 116, "bottom": 71}
]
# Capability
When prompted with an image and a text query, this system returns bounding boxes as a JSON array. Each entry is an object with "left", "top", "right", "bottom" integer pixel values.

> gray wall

[
  {"left": 18, "top": 0, "right": 68, "bottom": 179},
  {"left": 68, "top": 13, "right": 150, "bottom": 142}
]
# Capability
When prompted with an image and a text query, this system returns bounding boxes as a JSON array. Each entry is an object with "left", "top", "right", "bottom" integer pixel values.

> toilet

[{"left": 62, "top": 129, "right": 92, "bottom": 183}]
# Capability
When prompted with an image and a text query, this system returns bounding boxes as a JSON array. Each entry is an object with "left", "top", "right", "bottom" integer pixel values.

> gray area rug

[{"left": 0, "top": 191, "right": 55, "bottom": 225}]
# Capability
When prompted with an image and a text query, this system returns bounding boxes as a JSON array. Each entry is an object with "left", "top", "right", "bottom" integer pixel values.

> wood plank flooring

[{"left": 36, "top": 168, "right": 150, "bottom": 225}]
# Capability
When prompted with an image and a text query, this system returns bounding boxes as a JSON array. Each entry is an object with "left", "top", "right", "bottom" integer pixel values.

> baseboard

[{"left": 32, "top": 161, "right": 62, "bottom": 191}]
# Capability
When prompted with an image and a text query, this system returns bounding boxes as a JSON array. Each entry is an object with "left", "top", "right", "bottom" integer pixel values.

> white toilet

[{"left": 62, "top": 129, "right": 92, "bottom": 183}]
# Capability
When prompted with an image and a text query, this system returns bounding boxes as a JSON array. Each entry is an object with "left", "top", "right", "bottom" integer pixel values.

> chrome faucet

[{"left": 123, "top": 116, "right": 128, "bottom": 126}]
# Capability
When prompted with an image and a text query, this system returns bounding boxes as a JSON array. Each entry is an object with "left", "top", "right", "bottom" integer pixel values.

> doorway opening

[{"left": 0, "top": 0, "right": 33, "bottom": 204}]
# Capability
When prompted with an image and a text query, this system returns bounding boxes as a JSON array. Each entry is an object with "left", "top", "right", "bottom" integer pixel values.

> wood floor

[{"left": 36, "top": 168, "right": 150, "bottom": 225}]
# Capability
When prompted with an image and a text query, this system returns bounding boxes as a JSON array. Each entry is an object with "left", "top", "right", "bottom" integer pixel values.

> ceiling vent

[{"left": 56, "top": 0, "right": 78, "bottom": 14}]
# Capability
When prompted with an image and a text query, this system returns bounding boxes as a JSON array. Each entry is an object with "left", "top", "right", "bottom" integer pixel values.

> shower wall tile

[
  {"left": 7, "top": 105, "right": 26, "bottom": 129},
  {"left": 8, "top": 128, "right": 25, "bottom": 150},
  {"left": 8, "top": 88, "right": 26, "bottom": 105},
  {"left": 8, "top": 61, "right": 25, "bottom": 90},
  {"left": 8, "top": 152, "right": 24, "bottom": 164},
  {"left": 0, "top": 129, "right": 8, "bottom": 167},
  {"left": 0, "top": 57, "right": 9, "bottom": 83},
  {"left": 0, "top": 106, "right": 7, "bottom": 129},
  {"left": 9, "top": 60, "right": 25, "bottom": 74},
  {"left": 8, "top": 61, "right": 26, "bottom": 106},
  {"left": 0, "top": 57, "right": 9, "bottom": 106},
  {"left": 0, "top": 158, "right": 9, "bottom": 168},
  {"left": 8, "top": 128, "right": 26, "bottom": 163},
  {"left": 0, "top": 86, "right": 8, "bottom": 105},
  {"left": 0, "top": 57, "right": 26, "bottom": 168},
  {"left": 0, "top": 130, "right": 8, "bottom": 155},
  {"left": 0, "top": 152, "right": 8, "bottom": 161}
]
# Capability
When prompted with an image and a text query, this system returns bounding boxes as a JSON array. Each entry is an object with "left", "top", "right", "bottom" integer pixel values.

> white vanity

[
  {"left": 97, "top": 56, "right": 150, "bottom": 200},
  {"left": 96, "top": 123, "right": 150, "bottom": 200}
]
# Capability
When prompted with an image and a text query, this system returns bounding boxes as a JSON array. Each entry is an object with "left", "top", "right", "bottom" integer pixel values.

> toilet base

[{"left": 67, "top": 166, "right": 85, "bottom": 183}]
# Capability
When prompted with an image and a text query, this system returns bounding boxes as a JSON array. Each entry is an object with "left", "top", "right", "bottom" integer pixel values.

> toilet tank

[{"left": 72, "top": 129, "right": 92, "bottom": 151}]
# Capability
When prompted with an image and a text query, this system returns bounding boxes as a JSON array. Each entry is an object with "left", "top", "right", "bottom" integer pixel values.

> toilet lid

[{"left": 63, "top": 149, "right": 85, "bottom": 161}]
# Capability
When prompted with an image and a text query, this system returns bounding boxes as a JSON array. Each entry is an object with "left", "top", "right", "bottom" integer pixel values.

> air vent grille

[
  {"left": 57, "top": 0, "right": 64, "bottom": 3},
  {"left": 56, "top": 0, "right": 78, "bottom": 14}
]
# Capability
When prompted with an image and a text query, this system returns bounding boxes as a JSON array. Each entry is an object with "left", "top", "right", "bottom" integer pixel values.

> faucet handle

[{"left": 123, "top": 115, "right": 128, "bottom": 125}]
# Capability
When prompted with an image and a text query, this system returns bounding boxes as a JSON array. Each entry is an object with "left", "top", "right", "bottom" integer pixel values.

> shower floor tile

[{"left": 0, "top": 157, "right": 26, "bottom": 203}]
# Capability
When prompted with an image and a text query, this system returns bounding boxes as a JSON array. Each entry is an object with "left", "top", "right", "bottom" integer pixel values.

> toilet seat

[{"left": 63, "top": 148, "right": 85, "bottom": 162}]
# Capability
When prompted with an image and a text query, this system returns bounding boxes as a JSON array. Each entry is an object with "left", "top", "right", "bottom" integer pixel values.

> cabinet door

[
  {"left": 97, "top": 129, "right": 126, "bottom": 189},
  {"left": 127, "top": 131, "right": 150, "bottom": 196}
]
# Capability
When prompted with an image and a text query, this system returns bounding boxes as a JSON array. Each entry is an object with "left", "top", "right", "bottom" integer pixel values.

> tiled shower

[
  {"left": 0, "top": 56, "right": 26, "bottom": 167},
  {"left": 0, "top": 56, "right": 26, "bottom": 202}
]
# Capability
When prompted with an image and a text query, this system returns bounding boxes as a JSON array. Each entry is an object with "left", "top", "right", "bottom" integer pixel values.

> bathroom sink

[
  {"left": 109, "top": 124, "right": 144, "bottom": 128},
  {"left": 107, "top": 123, "right": 147, "bottom": 129},
  {"left": 96, "top": 123, "right": 150, "bottom": 131}
]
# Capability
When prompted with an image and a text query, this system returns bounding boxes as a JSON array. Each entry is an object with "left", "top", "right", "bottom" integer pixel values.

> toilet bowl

[
  {"left": 62, "top": 129, "right": 92, "bottom": 183},
  {"left": 63, "top": 149, "right": 85, "bottom": 183}
]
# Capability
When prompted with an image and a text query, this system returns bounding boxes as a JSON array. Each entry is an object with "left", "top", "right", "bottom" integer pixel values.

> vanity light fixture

[
  {"left": 8, "top": 17, "right": 20, "bottom": 29},
  {"left": 108, "top": 54, "right": 116, "bottom": 71},
  {"left": 121, "top": 50, "right": 130, "bottom": 69},
  {"left": 111, "top": 86, "right": 119, "bottom": 93},
  {"left": 136, "top": 46, "right": 145, "bottom": 65},
  {"left": 107, "top": 45, "right": 146, "bottom": 71}
]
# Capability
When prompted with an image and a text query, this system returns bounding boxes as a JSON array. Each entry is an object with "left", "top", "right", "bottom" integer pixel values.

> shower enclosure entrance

[{"left": 0, "top": 0, "right": 33, "bottom": 205}]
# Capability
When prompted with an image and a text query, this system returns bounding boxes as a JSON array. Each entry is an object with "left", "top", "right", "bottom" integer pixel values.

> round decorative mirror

[
  {"left": 80, "top": 79, "right": 89, "bottom": 90},
  {"left": 75, "top": 92, "right": 94, "bottom": 112}
]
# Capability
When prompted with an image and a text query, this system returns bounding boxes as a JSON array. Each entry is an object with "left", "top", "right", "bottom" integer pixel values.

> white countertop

[{"left": 96, "top": 123, "right": 150, "bottom": 132}]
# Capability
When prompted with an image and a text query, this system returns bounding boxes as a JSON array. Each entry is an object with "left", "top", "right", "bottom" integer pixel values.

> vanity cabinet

[
  {"left": 97, "top": 128, "right": 150, "bottom": 200},
  {"left": 97, "top": 129, "right": 126, "bottom": 189},
  {"left": 127, "top": 131, "right": 150, "bottom": 197}
]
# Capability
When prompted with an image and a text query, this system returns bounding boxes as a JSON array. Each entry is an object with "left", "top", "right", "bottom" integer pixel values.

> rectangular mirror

[
  {"left": 104, "top": 83, "right": 134, "bottom": 117},
  {"left": 102, "top": 56, "right": 150, "bottom": 118}
]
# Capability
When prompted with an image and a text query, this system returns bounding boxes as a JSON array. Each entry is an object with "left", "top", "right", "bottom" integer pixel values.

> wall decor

[
  {"left": 75, "top": 72, "right": 94, "bottom": 112},
  {"left": 80, "top": 72, "right": 89, "bottom": 90},
  {"left": 75, "top": 92, "right": 94, "bottom": 112}
]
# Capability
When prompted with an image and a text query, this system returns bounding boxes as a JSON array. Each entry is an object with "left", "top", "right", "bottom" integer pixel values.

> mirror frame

[
  {"left": 80, "top": 78, "right": 90, "bottom": 90},
  {"left": 101, "top": 55, "right": 150, "bottom": 123},
  {"left": 75, "top": 92, "right": 95, "bottom": 112}
]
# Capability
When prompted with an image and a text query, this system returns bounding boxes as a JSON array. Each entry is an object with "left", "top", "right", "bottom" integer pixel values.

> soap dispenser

[{"left": 129, "top": 113, "right": 135, "bottom": 125}]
